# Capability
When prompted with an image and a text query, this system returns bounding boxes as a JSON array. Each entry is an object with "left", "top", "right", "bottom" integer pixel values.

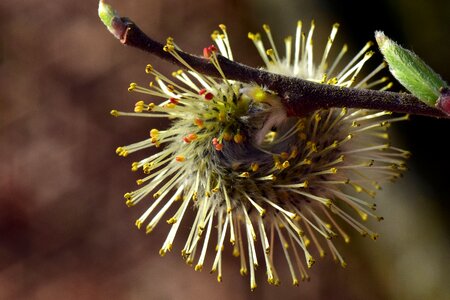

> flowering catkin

[{"left": 112, "top": 21, "right": 408, "bottom": 289}]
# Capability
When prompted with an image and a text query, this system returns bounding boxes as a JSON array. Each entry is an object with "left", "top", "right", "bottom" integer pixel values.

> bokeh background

[{"left": 0, "top": 0, "right": 449, "bottom": 299}]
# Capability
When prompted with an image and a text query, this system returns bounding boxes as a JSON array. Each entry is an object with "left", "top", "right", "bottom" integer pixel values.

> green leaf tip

[
  {"left": 98, "top": 0, "right": 126, "bottom": 40},
  {"left": 375, "top": 31, "right": 448, "bottom": 106}
]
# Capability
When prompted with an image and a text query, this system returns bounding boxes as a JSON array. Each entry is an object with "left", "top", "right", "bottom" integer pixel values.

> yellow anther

[
  {"left": 165, "top": 103, "right": 176, "bottom": 109},
  {"left": 110, "top": 110, "right": 119, "bottom": 117},
  {"left": 128, "top": 82, "right": 137, "bottom": 91},
  {"left": 218, "top": 112, "right": 226, "bottom": 122},
  {"left": 142, "top": 165, "right": 150, "bottom": 175},
  {"left": 115, "top": 147, "right": 128, "bottom": 157},
  {"left": 145, "top": 64, "right": 153, "bottom": 73},
  {"left": 303, "top": 159, "right": 312, "bottom": 165},
  {"left": 175, "top": 156, "right": 185, "bottom": 162},
  {"left": 360, "top": 212, "right": 368, "bottom": 221},
  {"left": 365, "top": 50, "right": 374, "bottom": 58},
  {"left": 262, "top": 24, "right": 270, "bottom": 32},
  {"left": 211, "top": 30, "right": 219, "bottom": 40},
  {"left": 248, "top": 32, "right": 261, "bottom": 41},
  {"left": 282, "top": 161, "right": 290, "bottom": 169},
  {"left": 315, "top": 113, "right": 321, "bottom": 122},
  {"left": 266, "top": 48, "right": 274, "bottom": 56},
  {"left": 136, "top": 179, "right": 143, "bottom": 185},
  {"left": 250, "top": 163, "right": 259, "bottom": 172},
  {"left": 134, "top": 103, "right": 144, "bottom": 113},
  {"left": 131, "top": 162, "right": 139, "bottom": 172},
  {"left": 327, "top": 77, "right": 338, "bottom": 85},
  {"left": 307, "top": 257, "right": 315, "bottom": 269},
  {"left": 167, "top": 84, "right": 175, "bottom": 92},
  {"left": 150, "top": 129, "right": 159, "bottom": 138},
  {"left": 163, "top": 44, "right": 174, "bottom": 52},
  {"left": 222, "top": 131, "right": 232, "bottom": 141},
  {"left": 280, "top": 152, "right": 289, "bottom": 160},
  {"left": 219, "top": 24, "right": 227, "bottom": 31},
  {"left": 135, "top": 220, "right": 142, "bottom": 229},
  {"left": 239, "top": 172, "right": 250, "bottom": 178},
  {"left": 167, "top": 217, "right": 177, "bottom": 224},
  {"left": 234, "top": 133, "right": 244, "bottom": 143},
  {"left": 194, "top": 264, "right": 203, "bottom": 271}
]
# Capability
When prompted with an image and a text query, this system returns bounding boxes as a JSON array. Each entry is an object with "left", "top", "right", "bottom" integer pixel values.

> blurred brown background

[{"left": 0, "top": 0, "right": 449, "bottom": 299}]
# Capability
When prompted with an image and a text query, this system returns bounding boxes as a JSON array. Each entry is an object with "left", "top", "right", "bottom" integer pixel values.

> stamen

[
  {"left": 293, "top": 20, "right": 302, "bottom": 74},
  {"left": 318, "top": 23, "right": 339, "bottom": 72},
  {"left": 263, "top": 24, "right": 280, "bottom": 62}
]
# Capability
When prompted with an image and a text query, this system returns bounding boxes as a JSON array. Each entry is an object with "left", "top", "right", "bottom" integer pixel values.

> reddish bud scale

[{"left": 437, "top": 88, "right": 450, "bottom": 116}]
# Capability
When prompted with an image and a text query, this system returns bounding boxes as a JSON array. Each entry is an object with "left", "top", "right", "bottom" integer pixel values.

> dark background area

[{"left": 0, "top": 0, "right": 449, "bottom": 299}]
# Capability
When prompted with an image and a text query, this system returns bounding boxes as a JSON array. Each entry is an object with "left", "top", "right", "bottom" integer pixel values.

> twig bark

[{"left": 115, "top": 16, "right": 447, "bottom": 118}]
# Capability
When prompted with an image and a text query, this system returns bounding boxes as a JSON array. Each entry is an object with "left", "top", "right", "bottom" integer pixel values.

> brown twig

[{"left": 112, "top": 15, "right": 448, "bottom": 118}]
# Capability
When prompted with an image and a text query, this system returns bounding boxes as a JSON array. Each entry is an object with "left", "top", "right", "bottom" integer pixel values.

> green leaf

[{"left": 375, "top": 31, "right": 448, "bottom": 106}]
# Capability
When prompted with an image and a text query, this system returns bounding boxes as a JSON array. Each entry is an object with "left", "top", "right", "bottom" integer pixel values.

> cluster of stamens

[{"left": 112, "top": 21, "right": 408, "bottom": 290}]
